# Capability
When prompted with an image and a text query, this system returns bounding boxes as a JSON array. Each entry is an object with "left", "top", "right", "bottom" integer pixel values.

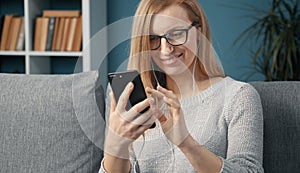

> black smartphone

[{"left": 108, "top": 70, "right": 155, "bottom": 128}]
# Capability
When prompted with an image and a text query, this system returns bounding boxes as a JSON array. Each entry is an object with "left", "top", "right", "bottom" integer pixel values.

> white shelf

[
  {"left": 0, "top": 0, "right": 107, "bottom": 75},
  {"left": 29, "top": 51, "right": 82, "bottom": 57},
  {"left": 0, "top": 51, "right": 26, "bottom": 56},
  {"left": 0, "top": 51, "right": 82, "bottom": 57}
]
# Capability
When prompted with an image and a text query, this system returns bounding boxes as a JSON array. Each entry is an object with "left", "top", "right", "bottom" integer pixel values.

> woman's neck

[
  {"left": 166, "top": 70, "right": 208, "bottom": 99},
  {"left": 166, "top": 77, "right": 191, "bottom": 99},
  {"left": 166, "top": 74, "right": 223, "bottom": 99}
]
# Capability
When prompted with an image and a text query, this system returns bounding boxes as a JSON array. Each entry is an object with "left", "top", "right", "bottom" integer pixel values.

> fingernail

[
  {"left": 128, "top": 82, "right": 133, "bottom": 88},
  {"left": 148, "top": 97, "right": 155, "bottom": 104}
]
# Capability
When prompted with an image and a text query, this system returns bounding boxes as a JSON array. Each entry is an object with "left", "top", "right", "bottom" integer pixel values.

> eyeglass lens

[
  {"left": 150, "top": 29, "right": 187, "bottom": 50},
  {"left": 149, "top": 21, "right": 198, "bottom": 50}
]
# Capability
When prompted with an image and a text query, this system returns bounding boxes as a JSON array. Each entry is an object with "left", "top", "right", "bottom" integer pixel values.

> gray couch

[
  {"left": 0, "top": 71, "right": 105, "bottom": 173},
  {"left": 0, "top": 71, "right": 299, "bottom": 172},
  {"left": 250, "top": 81, "right": 300, "bottom": 172}
]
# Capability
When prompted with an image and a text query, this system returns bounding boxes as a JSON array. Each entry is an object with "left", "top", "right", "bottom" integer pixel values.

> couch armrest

[{"left": 250, "top": 81, "right": 300, "bottom": 172}]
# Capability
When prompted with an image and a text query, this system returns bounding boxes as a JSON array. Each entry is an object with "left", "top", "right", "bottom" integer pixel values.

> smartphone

[{"left": 108, "top": 70, "right": 155, "bottom": 128}]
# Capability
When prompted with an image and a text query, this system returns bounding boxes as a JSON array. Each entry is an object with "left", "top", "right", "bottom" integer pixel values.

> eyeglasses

[{"left": 149, "top": 21, "right": 198, "bottom": 50}]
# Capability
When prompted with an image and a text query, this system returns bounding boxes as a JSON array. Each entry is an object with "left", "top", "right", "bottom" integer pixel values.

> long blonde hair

[{"left": 128, "top": 0, "right": 225, "bottom": 89}]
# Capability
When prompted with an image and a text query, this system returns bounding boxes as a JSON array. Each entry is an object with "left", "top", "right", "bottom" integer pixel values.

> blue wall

[
  {"left": 107, "top": 0, "right": 267, "bottom": 81},
  {"left": 107, "top": 0, "right": 140, "bottom": 73},
  {"left": 199, "top": 0, "right": 266, "bottom": 81}
]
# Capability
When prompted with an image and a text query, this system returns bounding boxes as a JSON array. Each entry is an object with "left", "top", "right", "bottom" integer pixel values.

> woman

[{"left": 100, "top": 0, "right": 264, "bottom": 172}]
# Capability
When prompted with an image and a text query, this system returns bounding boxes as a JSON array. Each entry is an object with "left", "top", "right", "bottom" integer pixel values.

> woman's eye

[
  {"left": 169, "top": 30, "right": 185, "bottom": 38},
  {"left": 150, "top": 35, "right": 160, "bottom": 42}
]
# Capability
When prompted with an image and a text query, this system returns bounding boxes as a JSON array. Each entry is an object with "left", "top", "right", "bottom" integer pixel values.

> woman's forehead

[
  {"left": 150, "top": 16, "right": 190, "bottom": 34},
  {"left": 150, "top": 5, "right": 191, "bottom": 34}
]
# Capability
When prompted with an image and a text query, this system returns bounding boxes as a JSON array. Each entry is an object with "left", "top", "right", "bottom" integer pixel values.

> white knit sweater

[{"left": 100, "top": 77, "right": 264, "bottom": 173}]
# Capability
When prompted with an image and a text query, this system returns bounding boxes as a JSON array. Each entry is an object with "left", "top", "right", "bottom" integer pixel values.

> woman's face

[{"left": 150, "top": 4, "right": 198, "bottom": 76}]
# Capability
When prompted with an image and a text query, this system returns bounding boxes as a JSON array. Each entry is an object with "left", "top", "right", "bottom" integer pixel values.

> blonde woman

[{"left": 100, "top": 0, "right": 264, "bottom": 172}]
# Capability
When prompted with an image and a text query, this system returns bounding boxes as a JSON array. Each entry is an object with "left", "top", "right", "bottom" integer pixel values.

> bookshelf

[{"left": 0, "top": 0, "right": 107, "bottom": 75}]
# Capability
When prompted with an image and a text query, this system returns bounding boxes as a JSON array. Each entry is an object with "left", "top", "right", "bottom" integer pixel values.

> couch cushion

[
  {"left": 0, "top": 71, "right": 105, "bottom": 173},
  {"left": 250, "top": 81, "right": 300, "bottom": 173}
]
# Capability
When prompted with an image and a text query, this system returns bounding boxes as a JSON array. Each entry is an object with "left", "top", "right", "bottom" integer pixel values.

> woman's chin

[{"left": 162, "top": 67, "right": 189, "bottom": 77}]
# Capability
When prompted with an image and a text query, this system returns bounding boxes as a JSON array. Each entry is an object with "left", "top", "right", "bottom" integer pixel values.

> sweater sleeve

[{"left": 220, "top": 83, "right": 264, "bottom": 173}]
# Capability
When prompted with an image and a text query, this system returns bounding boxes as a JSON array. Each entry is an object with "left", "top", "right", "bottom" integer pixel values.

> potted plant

[{"left": 234, "top": 0, "right": 300, "bottom": 81}]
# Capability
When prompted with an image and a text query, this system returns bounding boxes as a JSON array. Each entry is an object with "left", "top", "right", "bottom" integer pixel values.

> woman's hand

[
  {"left": 105, "top": 82, "right": 158, "bottom": 159},
  {"left": 146, "top": 86, "right": 190, "bottom": 146}
]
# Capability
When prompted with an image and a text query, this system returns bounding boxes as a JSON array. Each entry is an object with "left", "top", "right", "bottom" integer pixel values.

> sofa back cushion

[
  {"left": 250, "top": 81, "right": 300, "bottom": 173},
  {"left": 0, "top": 71, "right": 105, "bottom": 173}
]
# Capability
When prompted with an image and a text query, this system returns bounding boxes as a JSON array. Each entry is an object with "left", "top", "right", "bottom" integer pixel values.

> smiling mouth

[{"left": 160, "top": 53, "right": 183, "bottom": 64}]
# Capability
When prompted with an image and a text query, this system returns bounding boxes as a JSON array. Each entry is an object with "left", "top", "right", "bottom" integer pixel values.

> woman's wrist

[
  {"left": 178, "top": 134, "right": 198, "bottom": 150},
  {"left": 102, "top": 154, "right": 131, "bottom": 173},
  {"left": 104, "top": 129, "right": 132, "bottom": 159}
]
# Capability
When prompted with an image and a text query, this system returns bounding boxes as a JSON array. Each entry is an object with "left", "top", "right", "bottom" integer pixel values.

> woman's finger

[
  {"left": 116, "top": 82, "right": 134, "bottom": 112},
  {"left": 146, "top": 87, "right": 157, "bottom": 95},
  {"left": 145, "top": 87, "right": 154, "bottom": 94},
  {"left": 163, "top": 96, "right": 180, "bottom": 109},
  {"left": 134, "top": 115, "right": 157, "bottom": 135},
  {"left": 157, "top": 85, "right": 177, "bottom": 99},
  {"left": 146, "top": 87, "right": 164, "bottom": 99},
  {"left": 125, "top": 97, "right": 153, "bottom": 122},
  {"left": 109, "top": 92, "right": 116, "bottom": 114},
  {"left": 156, "top": 86, "right": 181, "bottom": 110},
  {"left": 130, "top": 109, "right": 154, "bottom": 127}
]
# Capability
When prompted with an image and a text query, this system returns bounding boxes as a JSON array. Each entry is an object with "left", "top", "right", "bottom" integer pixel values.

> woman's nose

[{"left": 160, "top": 38, "right": 173, "bottom": 53}]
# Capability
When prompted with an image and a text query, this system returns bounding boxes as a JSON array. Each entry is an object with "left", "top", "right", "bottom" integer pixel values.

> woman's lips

[{"left": 160, "top": 53, "right": 183, "bottom": 65}]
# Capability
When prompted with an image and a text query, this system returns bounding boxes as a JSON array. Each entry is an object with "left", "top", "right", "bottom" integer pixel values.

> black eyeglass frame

[{"left": 149, "top": 21, "right": 199, "bottom": 50}]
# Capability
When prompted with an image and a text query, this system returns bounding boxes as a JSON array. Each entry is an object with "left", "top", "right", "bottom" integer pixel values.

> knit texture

[
  {"left": 0, "top": 71, "right": 104, "bottom": 173},
  {"left": 100, "top": 77, "right": 264, "bottom": 173}
]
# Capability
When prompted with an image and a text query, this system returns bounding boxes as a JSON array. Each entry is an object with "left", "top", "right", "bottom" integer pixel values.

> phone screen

[
  {"left": 108, "top": 70, "right": 148, "bottom": 111},
  {"left": 108, "top": 70, "right": 155, "bottom": 128}
]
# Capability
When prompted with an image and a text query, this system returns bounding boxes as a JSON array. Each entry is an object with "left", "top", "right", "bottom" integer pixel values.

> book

[
  {"left": 43, "top": 10, "right": 81, "bottom": 17},
  {"left": 72, "top": 16, "right": 82, "bottom": 51},
  {"left": 60, "top": 17, "right": 71, "bottom": 51},
  {"left": 0, "top": 15, "right": 16, "bottom": 50},
  {"left": 34, "top": 17, "right": 49, "bottom": 51},
  {"left": 51, "top": 17, "right": 60, "bottom": 51},
  {"left": 54, "top": 17, "right": 65, "bottom": 51},
  {"left": 7, "top": 16, "right": 22, "bottom": 50},
  {"left": 39, "top": 17, "right": 49, "bottom": 51},
  {"left": 16, "top": 17, "right": 25, "bottom": 51},
  {"left": 45, "top": 17, "right": 56, "bottom": 51},
  {"left": 66, "top": 17, "right": 78, "bottom": 51},
  {"left": 34, "top": 17, "right": 42, "bottom": 51}
]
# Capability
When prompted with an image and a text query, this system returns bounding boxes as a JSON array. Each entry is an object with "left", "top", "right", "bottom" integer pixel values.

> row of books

[
  {"left": 34, "top": 10, "right": 82, "bottom": 51},
  {"left": 0, "top": 15, "right": 25, "bottom": 51}
]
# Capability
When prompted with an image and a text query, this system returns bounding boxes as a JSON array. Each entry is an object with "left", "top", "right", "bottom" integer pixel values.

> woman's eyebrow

[{"left": 150, "top": 25, "right": 189, "bottom": 35}]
